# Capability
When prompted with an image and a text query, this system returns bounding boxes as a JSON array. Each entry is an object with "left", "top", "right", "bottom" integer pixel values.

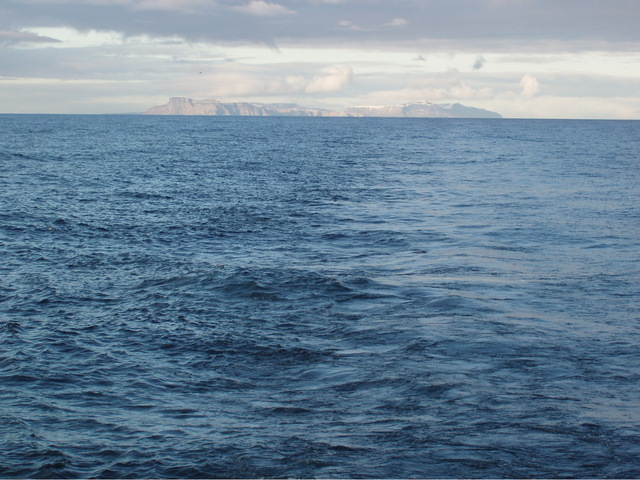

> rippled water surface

[{"left": 1, "top": 115, "right": 639, "bottom": 478}]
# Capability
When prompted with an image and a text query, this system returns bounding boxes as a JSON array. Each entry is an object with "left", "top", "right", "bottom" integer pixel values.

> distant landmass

[
  {"left": 345, "top": 101, "right": 502, "bottom": 119},
  {"left": 145, "top": 97, "right": 502, "bottom": 118},
  {"left": 144, "top": 97, "right": 346, "bottom": 117}
]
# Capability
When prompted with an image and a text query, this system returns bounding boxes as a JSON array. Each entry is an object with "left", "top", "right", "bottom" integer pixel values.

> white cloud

[
  {"left": 450, "top": 82, "right": 494, "bottom": 100},
  {"left": 386, "top": 18, "right": 408, "bottom": 27},
  {"left": 491, "top": 94, "right": 640, "bottom": 119},
  {"left": 354, "top": 79, "right": 495, "bottom": 107},
  {"left": 337, "top": 20, "right": 363, "bottom": 31},
  {"left": 133, "top": 0, "right": 207, "bottom": 12},
  {"left": 235, "top": 0, "right": 296, "bottom": 17},
  {"left": 21, "top": 27, "right": 125, "bottom": 48},
  {"left": 168, "top": 63, "right": 353, "bottom": 99},
  {"left": 520, "top": 73, "right": 541, "bottom": 97},
  {"left": 204, "top": 73, "right": 290, "bottom": 96},
  {"left": 305, "top": 65, "right": 353, "bottom": 93}
]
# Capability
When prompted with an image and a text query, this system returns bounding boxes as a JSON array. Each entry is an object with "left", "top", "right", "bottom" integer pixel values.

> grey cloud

[
  {"left": 2, "top": 0, "right": 640, "bottom": 51},
  {"left": 473, "top": 55, "right": 486, "bottom": 70},
  {"left": 0, "top": 29, "right": 61, "bottom": 45},
  {"left": 0, "top": 38, "right": 234, "bottom": 82}
]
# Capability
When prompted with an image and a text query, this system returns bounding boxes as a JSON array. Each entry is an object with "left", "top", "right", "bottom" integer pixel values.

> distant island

[{"left": 145, "top": 97, "right": 502, "bottom": 118}]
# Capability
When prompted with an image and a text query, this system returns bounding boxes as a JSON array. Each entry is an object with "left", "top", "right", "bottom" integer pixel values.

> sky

[{"left": 1, "top": 0, "right": 639, "bottom": 118}]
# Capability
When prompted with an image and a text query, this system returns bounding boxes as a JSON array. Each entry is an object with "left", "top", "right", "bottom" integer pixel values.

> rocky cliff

[{"left": 145, "top": 97, "right": 347, "bottom": 116}]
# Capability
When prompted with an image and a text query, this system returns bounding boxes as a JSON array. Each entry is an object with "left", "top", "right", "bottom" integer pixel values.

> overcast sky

[{"left": 1, "top": 0, "right": 639, "bottom": 117}]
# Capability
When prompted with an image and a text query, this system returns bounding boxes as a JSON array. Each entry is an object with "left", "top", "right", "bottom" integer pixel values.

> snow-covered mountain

[
  {"left": 345, "top": 101, "right": 502, "bottom": 118},
  {"left": 144, "top": 97, "right": 502, "bottom": 118}
]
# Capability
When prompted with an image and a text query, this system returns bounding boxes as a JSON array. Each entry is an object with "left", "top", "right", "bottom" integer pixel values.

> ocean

[{"left": 1, "top": 115, "right": 639, "bottom": 478}]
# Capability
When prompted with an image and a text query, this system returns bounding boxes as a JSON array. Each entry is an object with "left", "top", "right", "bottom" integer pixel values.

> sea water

[{"left": 1, "top": 115, "right": 639, "bottom": 478}]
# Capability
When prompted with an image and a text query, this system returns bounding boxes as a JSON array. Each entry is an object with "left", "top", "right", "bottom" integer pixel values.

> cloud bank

[{"left": 2, "top": 0, "right": 639, "bottom": 50}]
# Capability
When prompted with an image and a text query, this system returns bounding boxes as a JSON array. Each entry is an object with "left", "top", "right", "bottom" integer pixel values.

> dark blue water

[{"left": 1, "top": 115, "right": 639, "bottom": 478}]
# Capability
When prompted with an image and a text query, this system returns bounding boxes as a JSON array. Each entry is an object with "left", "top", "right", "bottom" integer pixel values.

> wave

[{"left": 2, "top": 115, "right": 639, "bottom": 479}]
